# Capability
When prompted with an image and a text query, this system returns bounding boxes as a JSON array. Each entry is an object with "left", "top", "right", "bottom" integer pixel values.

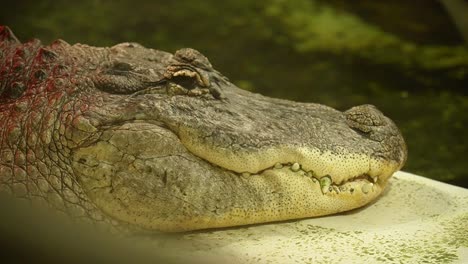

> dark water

[{"left": 1, "top": 0, "right": 467, "bottom": 187}]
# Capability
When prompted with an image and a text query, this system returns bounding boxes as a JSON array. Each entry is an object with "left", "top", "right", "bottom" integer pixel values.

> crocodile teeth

[
  {"left": 332, "top": 186, "right": 340, "bottom": 193},
  {"left": 372, "top": 176, "right": 378, "bottom": 183},
  {"left": 290, "top": 162, "right": 301, "bottom": 172},
  {"left": 320, "top": 176, "right": 332, "bottom": 194},
  {"left": 274, "top": 162, "right": 283, "bottom": 169},
  {"left": 361, "top": 183, "right": 373, "bottom": 194},
  {"left": 242, "top": 172, "right": 251, "bottom": 178}
]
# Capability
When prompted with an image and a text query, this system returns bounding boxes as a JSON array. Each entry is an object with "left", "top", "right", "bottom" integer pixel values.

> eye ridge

[{"left": 93, "top": 60, "right": 221, "bottom": 98}]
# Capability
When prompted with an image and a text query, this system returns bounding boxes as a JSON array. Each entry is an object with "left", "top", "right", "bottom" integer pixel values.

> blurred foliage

[{"left": 1, "top": 0, "right": 467, "bottom": 186}]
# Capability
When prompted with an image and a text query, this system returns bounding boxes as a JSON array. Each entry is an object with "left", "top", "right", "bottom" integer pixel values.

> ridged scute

[
  {"left": 0, "top": 26, "right": 19, "bottom": 44},
  {"left": 0, "top": 26, "right": 111, "bottom": 229},
  {"left": 0, "top": 26, "right": 45, "bottom": 101}
]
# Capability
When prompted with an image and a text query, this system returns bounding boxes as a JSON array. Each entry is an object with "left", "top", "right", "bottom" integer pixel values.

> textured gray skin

[{"left": 0, "top": 26, "right": 407, "bottom": 232}]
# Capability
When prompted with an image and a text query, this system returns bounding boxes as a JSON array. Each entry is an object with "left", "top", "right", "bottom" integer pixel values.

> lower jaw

[
  {"left": 249, "top": 166, "right": 384, "bottom": 208},
  {"left": 159, "top": 167, "right": 386, "bottom": 232},
  {"left": 243, "top": 166, "right": 384, "bottom": 221}
]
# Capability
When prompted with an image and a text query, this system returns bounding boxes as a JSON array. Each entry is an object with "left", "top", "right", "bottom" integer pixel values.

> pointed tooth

[
  {"left": 320, "top": 176, "right": 332, "bottom": 194},
  {"left": 372, "top": 176, "right": 378, "bottom": 183},
  {"left": 274, "top": 162, "right": 283, "bottom": 169},
  {"left": 321, "top": 186, "right": 329, "bottom": 194},
  {"left": 320, "top": 176, "right": 332, "bottom": 187},
  {"left": 242, "top": 172, "right": 251, "bottom": 178},
  {"left": 290, "top": 162, "right": 300, "bottom": 172}
]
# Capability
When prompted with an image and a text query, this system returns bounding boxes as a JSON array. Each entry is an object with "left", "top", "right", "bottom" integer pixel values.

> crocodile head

[{"left": 0, "top": 26, "right": 407, "bottom": 232}]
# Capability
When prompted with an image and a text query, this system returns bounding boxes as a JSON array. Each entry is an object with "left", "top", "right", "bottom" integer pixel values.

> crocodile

[{"left": 0, "top": 26, "right": 407, "bottom": 232}]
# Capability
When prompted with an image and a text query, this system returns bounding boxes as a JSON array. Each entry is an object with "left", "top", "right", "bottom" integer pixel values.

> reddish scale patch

[
  {"left": 0, "top": 28, "right": 109, "bottom": 222},
  {"left": 79, "top": 102, "right": 89, "bottom": 113},
  {"left": 1, "top": 40, "right": 41, "bottom": 101},
  {"left": 1, "top": 30, "right": 89, "bottom": 167},
  {"left": 1, "top": 26, "right": 97, "bottom": 163}
]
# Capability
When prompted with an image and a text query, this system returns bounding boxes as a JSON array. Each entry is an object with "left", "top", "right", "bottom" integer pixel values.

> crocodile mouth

[
  {"left": 73, "top": 121, "right": 398, "bottom": 231},
  {"left": 177, "top": 126, "right": 400, "bottom": 196},
  {"left": 237, "top": 162, "right": 379, "bottom": 195}
]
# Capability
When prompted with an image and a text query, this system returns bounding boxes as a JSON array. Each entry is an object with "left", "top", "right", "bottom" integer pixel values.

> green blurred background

[{"left": 1, "top": 0, "right": 467, "bottom": 187}]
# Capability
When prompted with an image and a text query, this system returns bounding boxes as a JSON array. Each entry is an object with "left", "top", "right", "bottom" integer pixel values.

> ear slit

[{"left": 93, "top": 73, "right": 146, "bottom": 94}]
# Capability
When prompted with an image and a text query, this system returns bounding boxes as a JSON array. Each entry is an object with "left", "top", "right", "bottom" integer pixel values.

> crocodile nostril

[
  {"left": 345, "top": 104, "right": 407, "bottom": 165},
  {"left": 345, "top": 104, "right": 386, "bottom": 133}
]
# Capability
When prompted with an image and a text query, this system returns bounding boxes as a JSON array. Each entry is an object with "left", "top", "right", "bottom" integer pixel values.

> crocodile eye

[
  {"left": 169, "top": 70, "right": 199, "bottom": 90},
  {"left": 164, "top": 65, "right": 209, "bottom": 88},
  {"left": 161, "top": 64, "right": 219, "bottom": 97}
]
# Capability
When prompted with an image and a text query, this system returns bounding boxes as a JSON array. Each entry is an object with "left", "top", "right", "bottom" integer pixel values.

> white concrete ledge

[{"left": 175, "top": 171, "right": 468, "bottom": 263}]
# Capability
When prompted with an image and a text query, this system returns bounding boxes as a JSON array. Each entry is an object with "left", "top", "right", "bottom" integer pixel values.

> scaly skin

[{"left": 0, "top": 26, "right": 407, "bottom": 232}]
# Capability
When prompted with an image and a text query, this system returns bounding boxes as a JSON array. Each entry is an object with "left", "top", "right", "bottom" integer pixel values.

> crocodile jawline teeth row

[{"left": 270, "top": 162, "right": 377, "bottom": 195}]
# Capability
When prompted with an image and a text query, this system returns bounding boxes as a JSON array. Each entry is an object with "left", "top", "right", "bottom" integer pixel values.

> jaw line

[{"left": 226, "top": 162, "right": 383, "bottom": 196}]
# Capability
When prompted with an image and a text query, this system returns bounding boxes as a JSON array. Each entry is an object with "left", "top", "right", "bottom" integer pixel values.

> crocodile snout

[{"left": 345, "top": 104, "right": 407, "bottom": 167}]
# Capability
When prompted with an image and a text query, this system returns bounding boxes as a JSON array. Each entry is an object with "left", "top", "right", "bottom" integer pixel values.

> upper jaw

[
  {"left": 177, "top": 125, "right": 403, "bottom": 189},
  {"left": 172, "top": 91, "right": 406, "bottom": 186},
  {"left": 170, "top": 97, "right": 406, "bottom": 188}
]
